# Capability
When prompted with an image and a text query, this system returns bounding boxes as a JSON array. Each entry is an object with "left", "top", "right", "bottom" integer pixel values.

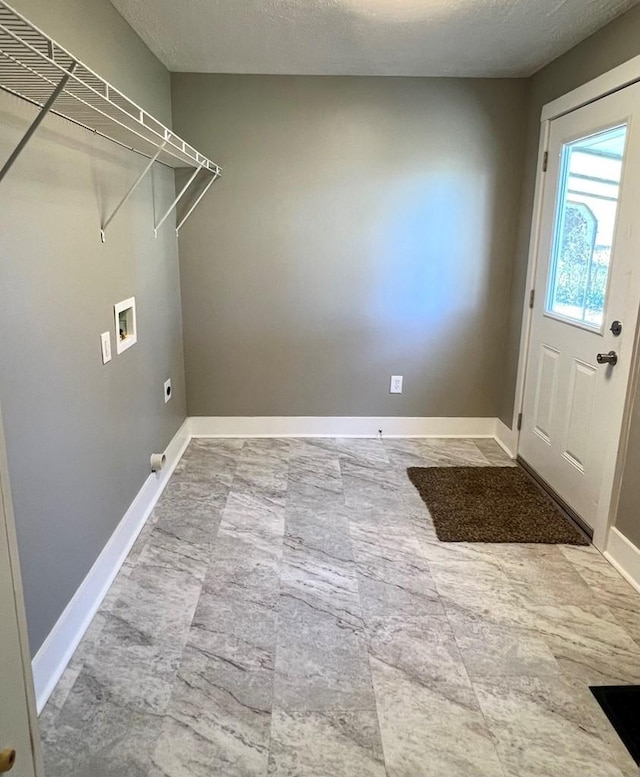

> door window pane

[{"left": 546, "top": 124, "right": 627, "bottom": 328}]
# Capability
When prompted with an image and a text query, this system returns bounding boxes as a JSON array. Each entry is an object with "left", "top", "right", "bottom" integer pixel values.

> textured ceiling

[{"left": 110, "top": 0, "right": 640, "bottom": 78}]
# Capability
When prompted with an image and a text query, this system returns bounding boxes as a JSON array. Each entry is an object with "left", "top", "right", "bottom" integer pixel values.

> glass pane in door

[{"left": 546, "top": 124, "right": 627, "bottom": 328}]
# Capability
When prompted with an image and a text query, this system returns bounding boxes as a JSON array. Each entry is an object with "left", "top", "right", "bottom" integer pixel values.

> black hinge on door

[
  {"left": 529, "top": 289, "right": 535, "bottom": 308},
  {"left": 517, "top": 412, "right": 523, "bottom": 431},
  {"left": 542, "top": 151, "right": 549, "bottom": 172}
]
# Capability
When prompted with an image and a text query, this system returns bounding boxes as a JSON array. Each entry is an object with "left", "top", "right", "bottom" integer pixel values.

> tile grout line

[
  {"left": 264, "top": 438, "right": 293, "bottom": 775},
  {"left": 346, "top": 514, "right": 392, "bottom": 777},
  {"left": 407, "top": 437, "right": 511, "bottom": 777},
  {"left": 350, "top": 435, "right": 401, "bottom": 777},
  {"left": 149, "top": 438, "right": 246, "bottom": 775}
]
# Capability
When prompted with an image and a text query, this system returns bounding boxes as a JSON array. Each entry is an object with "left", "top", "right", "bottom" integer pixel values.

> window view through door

[{"left": 546, "top": 124, "right": 627, "bottom": 328}]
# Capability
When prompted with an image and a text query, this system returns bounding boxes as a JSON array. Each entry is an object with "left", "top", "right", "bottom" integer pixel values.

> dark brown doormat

[{"left": 407, "top": 466, "right": 589, "bottom": 544}]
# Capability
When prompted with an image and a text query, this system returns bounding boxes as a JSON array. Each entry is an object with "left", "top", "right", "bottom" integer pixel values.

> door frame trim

[
  {"left": 542, "top": 55, "right": 640, "bottom": 121},
  {"left": 0, "top": 402, "right": 44, "bottom": 775},
  {"left": 513, "top": 55, "right": 640, "bottom": 551}
]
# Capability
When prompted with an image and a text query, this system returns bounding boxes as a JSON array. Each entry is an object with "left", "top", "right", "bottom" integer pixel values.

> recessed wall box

[{"left": 114, "top": 297, "right": 137, "bottom": 354}]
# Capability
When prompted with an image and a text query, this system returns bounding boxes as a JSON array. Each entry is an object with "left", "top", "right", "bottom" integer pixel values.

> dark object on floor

[
  {"left": 407, "top": 466, "right": 589, "bottom": 544},
  {"left": 590, "top": 686, "right": 640, "bottom": 765}
]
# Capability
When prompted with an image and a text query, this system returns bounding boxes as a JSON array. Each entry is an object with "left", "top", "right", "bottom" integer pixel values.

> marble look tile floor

[{"left": 39, "top": 437, "right": 640, "bottom": 777}]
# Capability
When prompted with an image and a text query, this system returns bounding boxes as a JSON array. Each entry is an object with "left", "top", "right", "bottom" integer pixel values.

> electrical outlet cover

[
  {"left": 390, "top": 375, "right": 403, "bottom": 394},
  {"left": 100, "top": 332, "right": 112, "bottom": 364},
  {"left": 164, "top": 378, "right": 172, "bottom": 403}
]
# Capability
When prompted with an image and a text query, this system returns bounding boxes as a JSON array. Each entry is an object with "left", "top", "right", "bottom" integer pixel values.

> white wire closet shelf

[{"left": 0, "top": 0, "right": 221, "bottom": 238}]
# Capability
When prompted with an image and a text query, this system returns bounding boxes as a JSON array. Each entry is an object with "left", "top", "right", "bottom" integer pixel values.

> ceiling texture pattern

[{"left": 110, "top": 0, "right": 640, "bottom": 77}]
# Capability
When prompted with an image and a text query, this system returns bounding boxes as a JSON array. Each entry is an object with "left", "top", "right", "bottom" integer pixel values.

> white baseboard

[
  {"left": 604, "top": 527, "right": 640, "bottom": 595},
  {"left": 494, "top": 419, "right": 518, "bottom": 459},
  {"left": 31, "top": 419, "right": 190, "bottom": 714},
  {"left": 188, "top": 416, "right": 497, "bottom": 438}
]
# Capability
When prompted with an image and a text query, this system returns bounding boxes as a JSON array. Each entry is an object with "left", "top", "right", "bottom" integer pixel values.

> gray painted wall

[
  {"left": 496, "top": 3, "right": 640, "bottom": 547},
  {"left": 172, "top": 74, "right": 527, "bottom": 418},
  {"left": 0, "top": 0, "right": 186, "bottom": 652}
]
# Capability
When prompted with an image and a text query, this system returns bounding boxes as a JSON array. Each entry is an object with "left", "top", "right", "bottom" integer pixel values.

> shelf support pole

[
  {"left": 175, "top": 170, "right": 220, "bottom": 236},
  {"left": 100, "top": 140, "right": 168, "bottom": 242},
  {"left": 0, "top": 61, "right": 77, "bottom": 184},
  {"left": 154, "top": 164, "right": 203, "bottom": 237}
]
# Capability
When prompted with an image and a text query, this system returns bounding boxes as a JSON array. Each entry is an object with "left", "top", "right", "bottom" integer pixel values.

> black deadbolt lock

[{"left": 610, "top": 320, "right": 622, "bottom": 336}]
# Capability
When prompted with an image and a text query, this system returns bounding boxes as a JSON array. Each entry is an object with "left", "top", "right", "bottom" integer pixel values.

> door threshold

[{"left": 517, "top": 456, "right": 594, "bottom": 542}]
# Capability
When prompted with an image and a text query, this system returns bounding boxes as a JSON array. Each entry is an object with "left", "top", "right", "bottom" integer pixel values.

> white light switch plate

[
  {"left": 100, "top": 332, "right": 112, "bottom": 364},
  {"left": 390, "top": 375, "right": 403, "bottom": 394}
]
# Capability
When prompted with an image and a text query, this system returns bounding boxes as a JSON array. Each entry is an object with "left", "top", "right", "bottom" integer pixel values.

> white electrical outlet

[
  {"left": 100, "top": 332, "right": 112, "bottom": 364},
  {"left": 390, "top": 375, "right": 403, "bottom": 394},
  {"left": 164, "top": 378, "right": 172, "bottom": 403}
]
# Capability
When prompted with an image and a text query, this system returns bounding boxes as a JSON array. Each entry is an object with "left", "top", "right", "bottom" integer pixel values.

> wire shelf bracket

[
  {"left": 0, "top": 0, "right": 221, "bottom": 240},
  {"left": 0, "top": 59, "right": 76, "bottom": 183},
  {"left": 176, "top": 169, "right": 220, "bottom": 236},
  {"left": 154, "top": 163, "right": 202, "bottom": 237},
  {"left": 100, "top": 140, "right": 167, "bottom": 243}
]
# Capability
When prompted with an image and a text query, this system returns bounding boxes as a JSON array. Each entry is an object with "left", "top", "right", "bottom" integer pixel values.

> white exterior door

[
  {"left": 0, "top": 407, "right": 41, "bottom": 777},
  {"left": 520, "top": 82, "right": 640, "bottom": 536}
]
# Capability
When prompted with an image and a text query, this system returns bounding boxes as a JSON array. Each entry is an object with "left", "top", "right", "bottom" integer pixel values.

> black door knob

[{"left": 597, "top": 351, "right": 618, "bottom": 366}]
